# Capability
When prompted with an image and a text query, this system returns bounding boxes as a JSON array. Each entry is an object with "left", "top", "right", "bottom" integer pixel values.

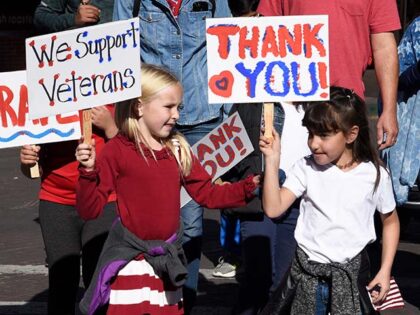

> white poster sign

[
  {"left": 206, "top": 16, "right": 329, "bottom": 103},
  {"left": 26, "top": 18, "right": 141, "bottom": 119}
]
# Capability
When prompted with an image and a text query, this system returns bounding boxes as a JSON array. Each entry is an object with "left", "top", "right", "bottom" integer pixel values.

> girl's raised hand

[
  {"left": 259, "top": 129, "right": 281, "bottom": 167},
  {"left": 20, "top": 145, "right": 40, "bottom": 166},
  {"left": 76, "top": 138, "right": 96, "bottom": 171}
]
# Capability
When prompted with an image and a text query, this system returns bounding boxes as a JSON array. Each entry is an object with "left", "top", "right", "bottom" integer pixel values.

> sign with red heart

[
  {"left": 206, "top": 16, "right": 330, "bottom": 103},
  {"left": 209, "top": 71, "right": 234, "bottom": 98}
]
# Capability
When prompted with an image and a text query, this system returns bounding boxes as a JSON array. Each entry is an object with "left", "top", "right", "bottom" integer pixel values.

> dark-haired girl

[{"left": 259, "top": 86, "right": 400, "bottom": 314}]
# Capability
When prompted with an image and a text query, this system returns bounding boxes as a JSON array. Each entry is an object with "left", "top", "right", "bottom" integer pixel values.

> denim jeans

[
  {"left": 315, "top": 280, "right": 364, "bottom": 315},
  {"left": 315, "top": 280, "right": 330, "bottom": 315},
  {"left": 175, "top": 113, "right": 224, "bottom": 312},
  {"left": 220, "top": 211, "right": 241, "bottom": 256}
]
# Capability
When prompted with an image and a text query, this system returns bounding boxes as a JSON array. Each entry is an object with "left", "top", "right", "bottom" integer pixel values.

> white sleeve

[
  {"left": 282, "top": 157, "right": 307, "bottom": 198},
  {"left": 376, "top": 167, "right": 397, "bottom": 214}
]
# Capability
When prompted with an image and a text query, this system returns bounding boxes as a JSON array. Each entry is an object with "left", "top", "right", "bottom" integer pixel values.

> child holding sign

[
  {"left": 20, "top": 106, "right": 117, "bottom": 315},
  {"left": 75, "top": 64, "right": 259, "bottom": 315},
  {"left": 259, "top": 87, "right": 399, "bottom": 314}
]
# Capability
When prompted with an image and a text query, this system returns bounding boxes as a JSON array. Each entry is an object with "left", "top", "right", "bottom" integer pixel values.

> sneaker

[{"left": 212, "top": 256, "right": 237, "bottom": 278}]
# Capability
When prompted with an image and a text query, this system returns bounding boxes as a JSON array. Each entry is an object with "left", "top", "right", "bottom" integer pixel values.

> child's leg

[
  {"left": 81, "top": 202, "right": 117, "bottom": 288},
  {"left": 234, "top": 214, "right": 277, "bottom": 315},
  {"left": 39, "top": 201, "right": 83, "bottom": 315}
]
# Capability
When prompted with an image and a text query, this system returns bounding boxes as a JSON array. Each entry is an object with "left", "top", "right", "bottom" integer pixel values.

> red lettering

[
  {"left": 197, "top": 143, "right": 214, "bottom": 161},
  {"left": 278, "top": 24, "right": 302, "bottom": 58},
  {"left": 303, "top": 23, "right": 326, "bottom": 58},
  {"left": 318, "top": 62, "right": 328, "bottom": 89},
  {"left": 222, "top": 115, "right": 241, "bottom": 139},
  {"left": 202, "top": 160, "right": 217, "bottom": 178},
  {"left": 233, "top": 136, "right": 244, "bottom": 152},
  {"left": 56, "top": 112, "right": 80, "bottom": 124},
  {"left": 0, "top": 85, "right": 18, "bottom": 127},
  {"left": 261, "top": 26, "right": 279, "bottom": 58},
  {"left": 239, "top": 26, "right": 260, "bottom": 59},
  {"left": 209, "top": 127, "right": 227, "bottom": 150},
  {"left": 207, "top": 25, "right": 240, "bottom": 59},
  {"left": 215, "top": 145, "right": 235, "bottom": 168},
  {"left": 32, "top": 117, "right": 49, "bottom": 126},
  {"left": 17, "top": 85, "right": 28, "bottom": 126}
]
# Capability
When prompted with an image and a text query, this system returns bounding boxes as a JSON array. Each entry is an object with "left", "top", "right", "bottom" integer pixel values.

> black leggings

[{"left": 39, "top": 200, "right": 116, "bottom": 315}]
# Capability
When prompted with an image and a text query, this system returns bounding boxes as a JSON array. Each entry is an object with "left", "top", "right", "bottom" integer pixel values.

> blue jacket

[
  {"left": 113, "top": 0, "right": 231, "bottom": 125},
  {"left": 382, "top": 17, "right": 420, "bottom": 205}
]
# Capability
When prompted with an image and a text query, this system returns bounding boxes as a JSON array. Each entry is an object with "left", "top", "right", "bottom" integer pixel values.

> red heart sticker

[{"left": 209, "top": 71, "right": 234, "bottom": 98}]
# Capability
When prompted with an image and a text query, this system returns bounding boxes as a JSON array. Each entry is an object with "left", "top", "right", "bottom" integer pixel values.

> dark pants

[
  {"left": 39, "top": 200, "right": 116, "bottom": 315},
  {"left": 233, "top": 206, "right": 299, "bottom": 315}
]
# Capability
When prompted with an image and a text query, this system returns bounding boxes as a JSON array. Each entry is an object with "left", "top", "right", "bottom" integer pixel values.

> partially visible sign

[
  {"left": 181, "top": 112, "right": 253, "bottom": 207},
  {"left": 0, "top": 71, "right": 80, "bottom": 149}
]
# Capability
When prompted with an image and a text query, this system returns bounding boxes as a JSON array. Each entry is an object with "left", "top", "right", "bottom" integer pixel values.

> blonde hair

[{"left": 115, "top": 64, "right": 193, "bottom": 176}]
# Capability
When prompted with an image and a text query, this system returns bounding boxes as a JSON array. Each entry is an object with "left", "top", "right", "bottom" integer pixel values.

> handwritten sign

[
  {"left": 181, "top": 112, "right": 253, "bottom": 207},
  {"left": 206, "top": 16, "right": 329, "bottom": 103},
  {"left": 26, "top": 18, "right": 141, "bottom": 119},
  {"left": 0, "top": 71, "right": 81, "bottom": 149}
]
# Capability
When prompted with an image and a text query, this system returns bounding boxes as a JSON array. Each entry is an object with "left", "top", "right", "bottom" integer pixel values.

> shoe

[{"left": 212, "top": 256, "right": 237, "bottom": 278}]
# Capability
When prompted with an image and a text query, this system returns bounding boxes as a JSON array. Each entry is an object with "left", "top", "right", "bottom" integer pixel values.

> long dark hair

[{"left": 302, "top": 86, "right": 382, "bottom": 191}]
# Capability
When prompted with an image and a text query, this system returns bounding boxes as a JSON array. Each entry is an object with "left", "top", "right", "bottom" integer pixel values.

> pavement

[{"left": 0, "top": 70, "right": 419, "bottom": 314}]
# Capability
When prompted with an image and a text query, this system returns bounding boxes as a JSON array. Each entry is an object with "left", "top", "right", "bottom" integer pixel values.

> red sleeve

[
  {"left": 184, "top": 156, "right": 257, "bottom": 209},
  {"left": 369, "top": 0, "right": 401, "bottom": 34},
  {"left": 257, "top": 0, "right": 283, "bottom": 16},
  {"left": 76, "top": 141, "right": 119, "bottom": 220}
]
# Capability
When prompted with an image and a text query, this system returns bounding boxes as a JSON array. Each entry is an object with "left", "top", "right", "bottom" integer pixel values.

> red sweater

[{"left": 77, "top": 134, "right": 256, "bottom": 241}]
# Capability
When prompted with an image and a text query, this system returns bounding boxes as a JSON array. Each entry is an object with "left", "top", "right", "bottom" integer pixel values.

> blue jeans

[
  {"left": 176, "top": 113, "right": 224, "bottom": 312},
  {"left": 315, "top": 280, "right": 364, "bottom": 315},
  {"left": 220, "top": 211, "right": 241, "bottom": 256},
  {"left": 315, "top": 280, "right": 330, "bottom": 315}
]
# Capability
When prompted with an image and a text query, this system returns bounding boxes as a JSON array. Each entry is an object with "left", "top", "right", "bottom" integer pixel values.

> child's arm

[
  {"left": 75, "top": 139, "right": 117, "bottom": 220},
  {"left": 259, "top": 130, "right": 297, "bottom": 218},
  {"left": 368, "top": 209, "right": 400, "bottom": 303},
  {"left": 20, "top": 145, "right": 42, "bottom": 178},
  {"left": 183, "top": 158, "right": 260, "bottom": 209}
]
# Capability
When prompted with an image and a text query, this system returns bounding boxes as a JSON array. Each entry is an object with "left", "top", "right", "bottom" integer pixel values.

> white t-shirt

[{"left": 283, "top": 156, "right": 396, "bottom": 264}]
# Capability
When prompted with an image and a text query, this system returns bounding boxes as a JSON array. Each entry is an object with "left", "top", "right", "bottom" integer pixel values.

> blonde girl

[{"left": 75, "top": 64, "right": 259, "bottom": 315}]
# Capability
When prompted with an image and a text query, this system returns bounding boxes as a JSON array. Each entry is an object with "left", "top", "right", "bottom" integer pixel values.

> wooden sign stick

[
  {"left": 30, "top": 145, "right": 40, "bottom": 178},
  {"left": 263, "top": 102, "right": 274, "bottom": 139},
  {"left": 83, "top": 109, "right": 92, "bottom": 145}
]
